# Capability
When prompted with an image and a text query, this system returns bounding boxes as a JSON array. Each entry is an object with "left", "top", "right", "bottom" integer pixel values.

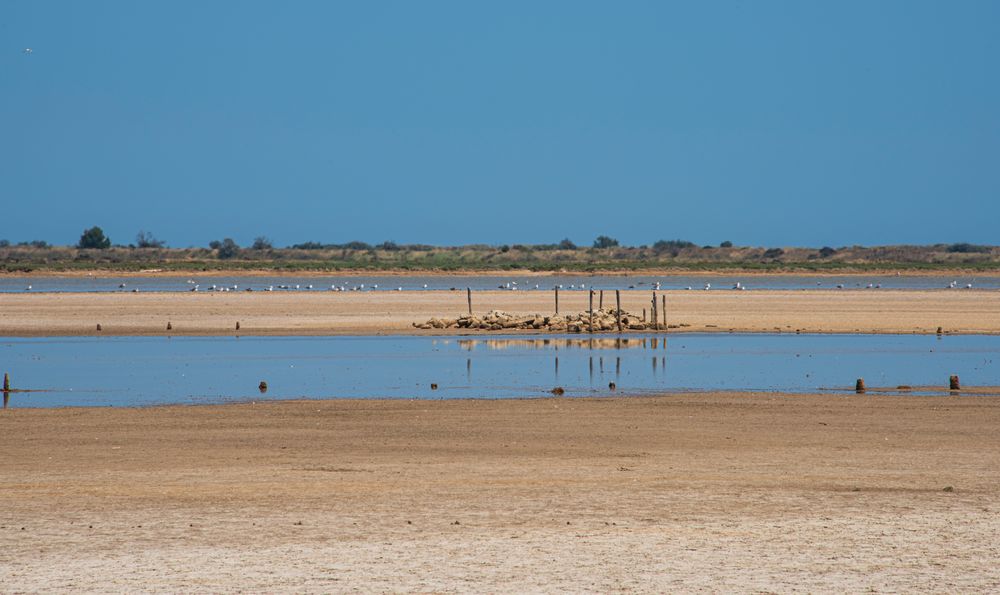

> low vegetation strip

[{"left": 2, "top": 241, "right": 1000, "bottom": 274}]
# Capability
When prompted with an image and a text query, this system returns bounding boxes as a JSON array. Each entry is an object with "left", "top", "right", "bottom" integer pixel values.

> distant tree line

[{"left": 2, "top": 229, "right": 997, "bottom": 262}]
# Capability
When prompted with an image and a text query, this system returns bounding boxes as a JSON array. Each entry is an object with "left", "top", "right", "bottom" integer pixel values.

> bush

[
  {"left": 818, "top": 246, "right": 837, "bottom": 258},
  {"left": 0, "top": 239, "right": 9, "bottom": 247},
  {"left": 593, "top": 235, "right": 619, "bottom": 249},
  {"left": 653, "top": 239, "right": 696, "bottom": 253},
  {"left": 500, "top": 245, "right": 510, "bottom": 253},
  {"left": 558, "top": 238, "right": 577, "bottom": 250},
  {"left": 762, "top": 248, "right": 785, "bottom": 259},
  {"left": 290, "top": 241, "right": 325, "bottom": 250},
  {"left": 214, "top": 238, "right": 240, "bottom": 259},
  {"left": 251, "top": 236, "right": 273, "bottom": 250},
  {"left": 78, "top": 226, "right": 111, "bottom": 250},
  {"left": 377, "top": 241, "right": 400, "bottom": 251},
  {"left": 136, "top": 231, "right": 165, "bottom": 249},
  {"left": 341, "top": 241, "right": 372, "bottom": 251},
  {"left": 947, "top": 243, "right": 990, "bottom": 254},
  {"left": 720, "top": 240, "right": 733, "bottom": 248}
]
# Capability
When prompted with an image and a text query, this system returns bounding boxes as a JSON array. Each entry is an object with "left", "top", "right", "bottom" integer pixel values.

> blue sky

[{"left": 2, "top": 1, "right": 998, "bottom": 248}]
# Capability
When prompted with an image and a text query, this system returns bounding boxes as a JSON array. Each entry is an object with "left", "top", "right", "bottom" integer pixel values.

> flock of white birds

[{"left": 19, "top": 279, "right": 981, "bottom": 292}]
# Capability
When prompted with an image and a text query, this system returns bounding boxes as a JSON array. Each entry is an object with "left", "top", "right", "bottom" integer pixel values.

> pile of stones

[{"left": 413, "top": 309, "right": 661, "bottom": 333}]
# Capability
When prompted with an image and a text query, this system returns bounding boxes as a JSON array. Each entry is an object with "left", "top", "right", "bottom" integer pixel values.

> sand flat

[
  {"left": 2, "top": 289, "right": 999, "bottom": 336},
  {"left": 1, "top": 394, "right": 998, "bottom": 592}
]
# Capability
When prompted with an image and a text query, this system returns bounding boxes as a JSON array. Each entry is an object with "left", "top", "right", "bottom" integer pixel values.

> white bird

[
  {"left": 372, "top": 284, "right": 377, "bottom": 289},
  {"left": 22, "top": 48, "right": 32, "bottom": 55},
  {"left": 534, "top": 284, "right": 539, "bottom": 289},
  {"left": 422, "top": 284, "right": 428, "bottom": 289},
  {"left": 397, "top": 287, "right": 403, "bottom": 291},
  {"left": 25, "top": 285, "right": 31, "bottom": 291},
  {"left": 704, "top": 283, "right": 711, "bottom": 290},
  {"left": 306, "top": 284, "right": 313, "bottom": 290},
  {"left": 733, "top": 282, "right": 742, "bottom": 290},
  {"left": 966, "top": 283, "right": 973, "bottom": 289},
  {"left": 119, "top": 283, "right": 127, "bottom": 288}
]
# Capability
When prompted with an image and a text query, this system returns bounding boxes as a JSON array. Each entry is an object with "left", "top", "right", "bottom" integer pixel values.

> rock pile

[{"left": 413, "top": 309, "right": 660, "bottom": 333}]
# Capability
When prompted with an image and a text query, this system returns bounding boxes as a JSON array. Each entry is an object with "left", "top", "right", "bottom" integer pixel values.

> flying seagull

[{"left": 22, "top": 48, "right": 33, "bottom": 55}]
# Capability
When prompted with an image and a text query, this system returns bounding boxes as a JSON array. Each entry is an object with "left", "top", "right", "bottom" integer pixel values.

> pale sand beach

[
  {"left": 0, "top": 394, "right": 997, "bottom": 592},
  {"left": 2, "top": 289, "right": 999, "bottom": 336}
]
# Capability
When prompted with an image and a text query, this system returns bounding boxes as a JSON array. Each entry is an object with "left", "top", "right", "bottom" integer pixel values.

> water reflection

[
  {"left": 0, "top": 333, "right": 997, "bottom": 408},
  {"left": 458, "top": 337, "right": 668, "bottom": 350}
]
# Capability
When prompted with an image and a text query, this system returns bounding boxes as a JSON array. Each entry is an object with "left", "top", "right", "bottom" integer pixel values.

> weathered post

[
  {"left": 652, "top": 291, "right": 658, "bottom": 331},
  {"left": 662, "top": 294, "right": 667, "bottom": 328},
  {"left": 3, "top": 372, "right": 9, "bottom": 392},
  {"left": 467, "top": 287, "right": 472, "bottom": 315},
  {"left": 599, "top": 290, "right": 604, "bottom": 310},
  {"left": 855, "top": 378, "right": 866, "bottom": 394},
  {"left": 589, "top": 290, "right": 594, "bottom": 333},
  {"left": 950, "top": 375, "right": 961, "bottom": 390},
  {"left": 554, "top": 287, "right": 559, "bottom": 315},
  {"left": 615, "top": 290, "right": 622, "bottom": 333}
]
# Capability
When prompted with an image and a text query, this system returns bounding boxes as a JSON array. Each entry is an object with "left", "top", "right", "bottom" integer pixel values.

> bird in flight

[{"left": 23, "top": 48, "right": 33, "bottom": 55}]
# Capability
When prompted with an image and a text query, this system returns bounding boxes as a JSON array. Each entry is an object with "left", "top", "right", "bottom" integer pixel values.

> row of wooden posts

[{"left": 466, "top": 288, "right": 669, "bottom": 333}]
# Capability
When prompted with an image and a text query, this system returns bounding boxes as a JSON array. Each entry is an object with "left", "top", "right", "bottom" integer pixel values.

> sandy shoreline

[
  {"left": 1, "top": 393, "right": 998, "bottom": 592},
  {"left": 2, "top": 289, "right": 999, "bottom": 336}
]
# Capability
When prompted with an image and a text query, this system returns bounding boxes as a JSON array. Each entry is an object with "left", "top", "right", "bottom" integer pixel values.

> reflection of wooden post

[
  {"left": 589, "top": 290, "right": 594, "bottom": 333},
  {"left": 555, "top": 287, "right": 559, "bottom": 315},
  {"left": 616, "top": 290, "right": 622, "bottom": 333},
  {"left": 467, "top": 287, "right": 472, "bottom": 315},
  {"left": 950, "top": 375, "right": 960, "bottom": 390},
  {"left": 855, "top": 378, "right": 866, "bottom": 394}
]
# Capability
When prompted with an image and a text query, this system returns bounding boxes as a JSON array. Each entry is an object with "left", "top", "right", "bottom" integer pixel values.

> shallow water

[
  {"left": 3, "top": 274, "right": 998, "bottom": 293},
  {"left": 1, "top": 334, "right": 997, "bottom": 408}
]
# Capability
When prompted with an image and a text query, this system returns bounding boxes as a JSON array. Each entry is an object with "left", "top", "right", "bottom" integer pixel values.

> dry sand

[
  {"left": 1, "top": 394, "right": 998, "bottom": 592},
  {"left": 2, "top": 289, "right": 999, "bottom": 336}
]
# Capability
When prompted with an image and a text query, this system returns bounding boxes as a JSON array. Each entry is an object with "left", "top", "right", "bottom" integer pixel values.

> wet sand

[
  {"left": 1, "top": 289, "right": 998, "bottom": 336},
  {"left": 1, "top": 394, "right": 997, "bottom": 592}
]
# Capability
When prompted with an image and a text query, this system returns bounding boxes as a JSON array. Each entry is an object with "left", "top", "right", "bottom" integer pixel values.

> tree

[
  {"left": 213, "top": 238, "right": 240, "bottom": 259},
  {"left": 0, "top": 239, "right": 9, "bottom": 247},
  {"left": 720, "top": 240, "right": 733, "bottom": 248},
  {"left": 818, "top": 246, "right": 837, "bottom": 258},
  {"left": 558, "top": 238, "right": 577, "bottom": 250},
  {"left": 136, "top": 230, "right": 166, "bottom": 249},
  {"left": 78, "top": 226, "right": 111, "bottom": 249},
  {"left": 251, "top": 236, "right": 273, "bottom": 250},
  {"left": 593, "top": 235, "right": 619, "bottom": 249}
]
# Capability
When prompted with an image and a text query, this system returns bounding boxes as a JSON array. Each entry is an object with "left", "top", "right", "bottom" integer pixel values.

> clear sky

[{"left": 2, "top": 1, "right": 998, "bottom": 248}]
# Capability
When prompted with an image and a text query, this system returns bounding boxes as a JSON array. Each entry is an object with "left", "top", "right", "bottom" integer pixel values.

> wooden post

[
  {"left": 642, "top": 308, "right": 646, "bottom": 322},
  {"left": 554, "top": 287, "right": 559, "bottom": 315},
  {"left": 589, "top": 290, "right": 594, "bottom": 333},
  {"left": 599, "top": 290, "right": 604, "bottom": 310},
  {"left": 467, "top": 287, "right": 472, "bottom": 315},
  {"left": 949, "top": 375, "right": 960, "bottom": 390},
  {"left": 662, "top": 294, "right": 667, "bottom": 328},
  {"left": 3, "top": 372, "right": 9, "bottom": 392},
  {"left": 652, "top": 291, "right": 658, "bottom": 331},
  {"left": 855, "top": 378, "right": 866, "bottom": 394},
  {"left": 615, "top": 290, "right": 622, "bottom": 333}
]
